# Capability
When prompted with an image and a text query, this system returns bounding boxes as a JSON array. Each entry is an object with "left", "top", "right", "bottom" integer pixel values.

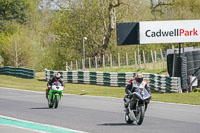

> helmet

[
  {"left": 135, "top": 73, "right": 143, "bottom": 84},
  {"left": 55, "top": 73, "right": 61, "bottom": 80}
]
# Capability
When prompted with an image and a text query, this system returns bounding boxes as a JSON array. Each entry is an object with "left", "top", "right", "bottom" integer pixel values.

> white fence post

[
  {"left": 70, "top": 61, "right": 73, "bottom": 70},
  {"left": 126, "top": 52, "right": 128, "bottom": 66},
  {"left": 103, "top": 55, "right": 105, "bottom": 68},
  {"left": 110, "top": 54, "right": 112, "bottom": 67},
  {"left": 118, "top": 53, "right": 120, "bottom": 67},
  {"left": 89, "top": 57, "right": 91, "bottom": 69}
]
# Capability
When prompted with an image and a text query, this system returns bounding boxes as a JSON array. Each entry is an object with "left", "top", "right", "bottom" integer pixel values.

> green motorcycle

[{"left": 48, "top": 82, "right": 64, "bottom": 108}]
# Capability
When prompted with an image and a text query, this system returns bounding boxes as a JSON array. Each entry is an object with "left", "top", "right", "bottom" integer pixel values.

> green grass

[
  {"left": 88, "top": 66, "right": 167, "bottom": 74},
  {"left": 1, "top": 75, "right": 47, "bottom": 92},
  {"left": 0, "top": 75, "right": 125, "bottom": 97},
  {"left": 1, "top": 74, "right": 200, "bottom": 105},
  {"left": 151, "top": 93, "right": 200, "bottom": 105}
]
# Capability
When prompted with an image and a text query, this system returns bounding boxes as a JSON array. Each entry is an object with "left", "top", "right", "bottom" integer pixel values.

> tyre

[
  {"left": 167, "top": 54, "right": 174, "bottom": 77},
  {"left": 125, "top": 113, "right": 133, "bottom": 124},
  {"left": 54, "top": 95, "right": 59, "bottom": 108},
  {"left": 48, "top": 100, "right": 53, "bottom": 108},
  {"left": 144, "top": 103, "right": 148, "bottom": 112},
  {"left": 193, "top": 51, "right": 200, "bottom": 70},
  {"left": 181, "top": 57, "right": 189, "bottom": 90},
  {"left": 135, "top": 105, "right": 145, "bottom": 125},
  {"left": 193, "top": 50, "right": 200, "bottom": 61},
  {"left": 175, "top": 57, "right": 182, "bottom": 77},
  {"left": 185, "top": 52, "right": 194, "bottom": 75}
]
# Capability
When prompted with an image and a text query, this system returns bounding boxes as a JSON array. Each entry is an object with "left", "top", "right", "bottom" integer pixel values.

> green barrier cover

[
  {"left": 45, "top": 70, "right": 181, "bottom": 93},
  {"left": 0, "top": 66, "right": 35, "bottom": 79}
]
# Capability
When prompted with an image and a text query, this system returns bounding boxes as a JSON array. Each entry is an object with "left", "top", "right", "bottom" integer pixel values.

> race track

[{"left": 0, "top": 87, "right": 200, "bottom": 133}]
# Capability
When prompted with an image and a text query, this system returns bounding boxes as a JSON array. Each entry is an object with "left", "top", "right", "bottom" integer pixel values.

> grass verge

[
  {"left": 88, "top": 66, "right": 167, "bottom": 74},
  {"left": 1, "top": 74, "right": 200, "bottom": 105}
]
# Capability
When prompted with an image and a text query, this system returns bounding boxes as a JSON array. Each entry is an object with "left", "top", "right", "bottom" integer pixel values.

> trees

[
  {"left": 0, "top": 22, "right": 42, "bottom": 68},
  {"left": 49, "top": 0, "right": 108, "bottom": 69},
  {"left": 0, "top": 0, "right": 199, "bottom": 70},
  {"left": 0, "top": 0, "right": 42, "bottom": 69},
  {"left": 0, "top": 0, "right": 29, "bottom": 24},
  {"left": 49, "top": 0, "right": 139, "bottom": 69}
]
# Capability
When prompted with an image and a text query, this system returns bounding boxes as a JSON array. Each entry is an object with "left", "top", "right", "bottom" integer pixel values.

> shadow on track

[
  {"left": 97, "top": 123, "right": 136, "bottom": 126},
  {"left": 30, "top": 107, "right": 50, "bottom": 109},
  {"left": 80, "top": 93, "right": 87, "bottom": 95}
]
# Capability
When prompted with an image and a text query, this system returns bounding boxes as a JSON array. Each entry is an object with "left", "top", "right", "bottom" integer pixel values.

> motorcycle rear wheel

[
  {"left": 125, "top": 113, "right": 133, "bottom": 124},
  {"left": 48, "top": 100, "right": 53, "bottom": 108}
]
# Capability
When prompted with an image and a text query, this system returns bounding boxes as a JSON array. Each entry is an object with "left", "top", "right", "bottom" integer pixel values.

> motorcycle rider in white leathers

[{"left": 124, "top": 73, "right": 151, "bottom": 112}]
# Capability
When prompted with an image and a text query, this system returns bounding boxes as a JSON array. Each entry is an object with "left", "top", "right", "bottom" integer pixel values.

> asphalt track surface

[{"left": 1, "top": 87, "right": 200, "bottom": 133}]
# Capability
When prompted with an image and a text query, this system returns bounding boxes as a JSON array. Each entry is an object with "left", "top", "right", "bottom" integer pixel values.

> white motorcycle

[{"left": 124, "top": 87, "right": 151, "bottom": 125}]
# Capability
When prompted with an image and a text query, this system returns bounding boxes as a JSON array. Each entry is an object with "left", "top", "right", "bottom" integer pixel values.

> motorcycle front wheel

[
  {"left": 54, "top": 95, "right": 59, "bottom": 108},
  {"left": 135, "top": 105, "right": 145, "bottom": 125}
]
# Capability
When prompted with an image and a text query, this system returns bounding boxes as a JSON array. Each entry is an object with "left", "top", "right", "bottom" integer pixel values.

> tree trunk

[{"left": 100, "top": 0, "right": 121, "bottom": 61}]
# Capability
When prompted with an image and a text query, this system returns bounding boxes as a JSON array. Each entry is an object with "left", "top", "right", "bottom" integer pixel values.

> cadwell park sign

[
  {"left": 117, "top": 20, "right": 200, "bottom": 91},
  {"left": 117, "top": 20, "right": 200, "bottom": 45}
]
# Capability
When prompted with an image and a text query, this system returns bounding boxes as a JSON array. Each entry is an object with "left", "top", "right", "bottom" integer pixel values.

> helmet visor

[{"left": 137, "top": 78, "right": 143, "bottom": 83}]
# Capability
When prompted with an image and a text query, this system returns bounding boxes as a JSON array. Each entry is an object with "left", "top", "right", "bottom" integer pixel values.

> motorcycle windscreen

[
  {"left": 134, "top": 88, "right": 151, "bottom": 100},
  {"left": 142, "top": 88, "right": 151, "bottom": 100}
]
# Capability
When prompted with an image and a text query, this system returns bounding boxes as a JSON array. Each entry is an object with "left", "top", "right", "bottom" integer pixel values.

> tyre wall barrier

[
  {"left": 0, "top": 66, "right": 35, "bottom": 79},
  {"left": 167, "top": 50, "right": 200, "bottom": 82},
  {"left": 45, "top": 69, "right": 182, "bottom": 93},
  {"left": 193, "top": 50, "right": 200, "bottom": 81}
]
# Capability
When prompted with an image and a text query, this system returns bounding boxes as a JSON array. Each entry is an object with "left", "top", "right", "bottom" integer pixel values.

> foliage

[
  {"left": 0, "top": 22, "right": 41, "bottom": 68},
  {"left": 0, "top": 0, "right": 39, "bottom": 31},
  {"left": 0, "top": 0, "right": 200, "bottom": 70},
  {"left": 48, "top": 0, "right": 110, "bottom": 69},
  {"left": 0, "top": 0, "right": 28, "bottom": 24},
  {"left": 0, "top": 0, "right": 47, "bottom": 70}
]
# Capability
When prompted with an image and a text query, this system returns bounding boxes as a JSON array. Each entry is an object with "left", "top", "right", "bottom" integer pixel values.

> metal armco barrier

[
  {"left": 45, "top": 69, "right": 182, "bottom": 93},
  {"left": 0, "top": 66, "right": 35, "bottom": 79}
]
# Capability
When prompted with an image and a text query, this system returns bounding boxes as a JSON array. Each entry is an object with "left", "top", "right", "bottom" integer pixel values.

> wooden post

[
  {"left": 82, "top": 59, "right": 84, "bottom": 69},
  {"left": 151, "top": 50, "right": 155, "bottom": 63},
  {"left": 134, "top": 51, "right": 137, "bottom": 67},
  {"left": 118, "top": 53, "right": 120, "bottom": 67},
  {"left": 151, "top": 50, "right": 155, "bottom": 69},
  {"left": 76, "top": 60, "right": 78, "bottom": 70},
  {"left": 154, "top": 51, "right": 157, "bottom": 62},
  {"left": 160, "top": 48, "right": 165, "bottom": 68},
  {"left": 71, "top": 61, "right": 73, "bottom": 70},
  {"left": 138, "top": 52, "right": 141, "bottom": 70},
  {"left": 66, "top": 62, "right": 68, "bottom": 71},
  {"left": 110, "top": 54, "right": 112, "bottom": 67},
  {"left": 172, "top": 45, "right": 175, "bottom": 49},
  {"left": 143, "top": 50, "right": 146, "bottom": 68},
  {"left": 103, "top": 55, "right": 105, "bottom": 68},
  {"left": 126, "top": 52, "right": 129, "bottom": 66},
  {"left": 89, "top": 57, "right": 91, "bottom": 69},
  {"left": 95, "top": 56, "right": 98, "bottom": 69},
  {"left": 154, "top": 51, "right": 157, "bottom": 68}
]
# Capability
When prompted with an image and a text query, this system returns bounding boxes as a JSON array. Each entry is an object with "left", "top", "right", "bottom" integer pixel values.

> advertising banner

[{"left": 140, "top": 20, "right": 200, "bottom": 44}]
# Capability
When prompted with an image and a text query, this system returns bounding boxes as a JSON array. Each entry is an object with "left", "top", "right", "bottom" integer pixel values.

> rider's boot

[
  {"left": 46, "top": 93, "right": 48, "bottom": 99},
  {"left": 46, "top": 88, "right": 49, "bottom": 101}
]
